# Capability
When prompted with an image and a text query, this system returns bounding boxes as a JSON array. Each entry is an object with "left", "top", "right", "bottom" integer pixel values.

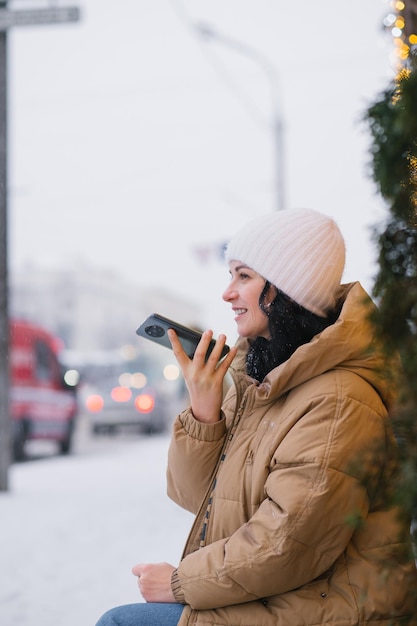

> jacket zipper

[
  {"left": 198, "top": 389, "right": 249, "bottom": 548},
  {"left": 180, "top": 374, "right": 250, "bottom": 558}
]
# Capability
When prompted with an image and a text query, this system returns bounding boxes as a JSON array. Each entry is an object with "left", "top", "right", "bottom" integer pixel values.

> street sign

[{"left": 0, "top": 6, "right": 80, "bottom": 31}]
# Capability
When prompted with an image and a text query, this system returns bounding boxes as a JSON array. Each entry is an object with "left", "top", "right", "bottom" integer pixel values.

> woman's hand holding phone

[{"left": 167, "top": 328, "right": 237, "bottom": 424}]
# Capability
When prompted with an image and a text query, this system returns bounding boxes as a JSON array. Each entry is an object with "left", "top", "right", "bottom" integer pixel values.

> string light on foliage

[
  {"left": 383, "top": 12, "right": 396, "bottom": 27},
  {"left": 384, "top": 0, "right": 417, "bottom": 65}
]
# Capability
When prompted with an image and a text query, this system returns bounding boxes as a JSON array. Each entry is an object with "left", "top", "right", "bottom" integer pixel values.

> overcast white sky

[{"left": 7, "top": 0, "right": 395, "bottom": 338}]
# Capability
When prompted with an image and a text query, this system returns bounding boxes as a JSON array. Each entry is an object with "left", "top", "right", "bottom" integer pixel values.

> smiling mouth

[{"left": 234, "top": 309, "right": 246, "bottom": 316}]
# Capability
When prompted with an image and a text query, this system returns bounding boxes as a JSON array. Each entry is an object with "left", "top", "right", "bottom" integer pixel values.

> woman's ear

[{"left": 264, "top": 283, "right": 277, "bottom": 307}]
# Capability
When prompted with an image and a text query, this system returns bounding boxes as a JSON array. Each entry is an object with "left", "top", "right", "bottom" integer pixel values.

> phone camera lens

[{"left": 145, "top": 324, "right": 165, "bottom": 338}]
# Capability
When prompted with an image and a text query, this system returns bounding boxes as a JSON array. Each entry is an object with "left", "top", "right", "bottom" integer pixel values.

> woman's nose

[{"left": 222, "top": 285, "right": 237, "bottom": 302}]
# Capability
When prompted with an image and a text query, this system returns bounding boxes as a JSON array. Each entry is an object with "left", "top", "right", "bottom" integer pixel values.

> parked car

[
  {"left": 10, "top": 319, "right": 79, "bottom": 461},
  {"left": 83, "top": 376, "right": 171, "bottom": 435}
]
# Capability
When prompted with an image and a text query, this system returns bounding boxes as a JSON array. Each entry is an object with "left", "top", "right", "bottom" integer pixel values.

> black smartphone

[{"left": 136, "top": 313, "right": 230, "bottom": 360}]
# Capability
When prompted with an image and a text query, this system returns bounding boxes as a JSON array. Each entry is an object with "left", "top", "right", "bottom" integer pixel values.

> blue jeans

[{"left": 95, "top": 602, "right": 184, "bottom": 626}]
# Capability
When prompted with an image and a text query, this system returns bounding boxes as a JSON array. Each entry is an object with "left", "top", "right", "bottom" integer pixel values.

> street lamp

[{"left": 195, "top": 23, "right": 285, "bottom": 211}]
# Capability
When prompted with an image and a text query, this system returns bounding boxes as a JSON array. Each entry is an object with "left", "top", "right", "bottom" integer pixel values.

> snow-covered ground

[{"left": 0, "top": 418, "right": 194, "bottom": 626}]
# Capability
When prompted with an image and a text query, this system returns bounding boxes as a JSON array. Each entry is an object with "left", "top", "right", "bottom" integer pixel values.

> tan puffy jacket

[{"left": 167, "top": 282, "right": 417, "bottom": 626}]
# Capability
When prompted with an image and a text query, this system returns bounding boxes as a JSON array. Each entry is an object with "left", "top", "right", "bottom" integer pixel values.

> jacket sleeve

[
  {"left": 170, "top": 378, "right": 389, "bottom": 609},
  {"left": 167, "top": 408, "right": 228, "bottom": 514}
]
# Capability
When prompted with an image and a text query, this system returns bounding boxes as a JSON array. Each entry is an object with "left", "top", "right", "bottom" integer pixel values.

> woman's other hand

[{"left": 132, "top": 562, "right": 176, "bottom": 603}]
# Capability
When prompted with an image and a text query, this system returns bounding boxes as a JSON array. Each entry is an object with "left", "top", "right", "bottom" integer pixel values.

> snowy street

[{"left": 0, "top": 415, "right": 194, "bottom": 626}]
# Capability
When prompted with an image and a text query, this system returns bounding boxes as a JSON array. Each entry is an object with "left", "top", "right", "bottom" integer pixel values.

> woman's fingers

[
  {"left": 192, "top": 330, "right": 215, "bottom": 362},
  {"left": 168, "top": 327, "right": 236, "bottom": 376},
  {"left": 217, "top": 344, "right": 238, "bottom": 372},
  {"left": 167, "top": 329, "right": 190, "bottom": 366},
  {"left": 167, "top": 328, "right": 237, "bottom": 424},
  {"left": 206, "top": 332, "right": 223, "bottom": 358}
]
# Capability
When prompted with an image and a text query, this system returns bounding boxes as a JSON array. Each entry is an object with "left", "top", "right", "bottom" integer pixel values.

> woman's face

[{"left": 222, "top": 261, "right": 271, "bottom": 339}]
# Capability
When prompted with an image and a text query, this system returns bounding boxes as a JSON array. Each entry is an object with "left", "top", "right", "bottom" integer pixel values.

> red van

[{"left": 10, "top": 319, "right": 79, "bottom": 461}]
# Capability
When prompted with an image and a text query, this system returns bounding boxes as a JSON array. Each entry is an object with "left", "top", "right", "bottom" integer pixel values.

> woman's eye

[{"left": 239, "top": 272, "right": 250, "bottom": 280}]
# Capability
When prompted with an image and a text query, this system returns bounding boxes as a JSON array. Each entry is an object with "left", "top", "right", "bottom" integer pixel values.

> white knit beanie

[{"left": 225, "top": 208, "right": 346, "bottom": 317}]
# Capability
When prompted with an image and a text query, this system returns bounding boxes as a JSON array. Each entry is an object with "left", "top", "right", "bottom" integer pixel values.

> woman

[{"left": 96, "top": 208, "right": 417, "bottom": 626}]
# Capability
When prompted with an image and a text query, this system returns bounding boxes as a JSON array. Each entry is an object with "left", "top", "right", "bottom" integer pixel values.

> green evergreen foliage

[{"left": 364, "top": 51, "right": 417, "bottom": 545}]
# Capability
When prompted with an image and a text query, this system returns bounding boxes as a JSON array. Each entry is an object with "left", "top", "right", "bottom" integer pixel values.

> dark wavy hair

[{"left": 246, "top": 281, "right": 341, "bottom": 382}]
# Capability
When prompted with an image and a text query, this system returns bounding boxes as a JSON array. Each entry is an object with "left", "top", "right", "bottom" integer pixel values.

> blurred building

[{"left": 10, "top": 263, "right": 200, "bottom": 352}]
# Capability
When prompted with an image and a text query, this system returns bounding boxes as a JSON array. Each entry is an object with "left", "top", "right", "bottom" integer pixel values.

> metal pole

[
  {"left": 0, "top": 0, "right": 9, "bottom": 491},
  {"left": 0, "top": 4, "right": 80, "bottom": 490},
  {"left": 196, "top": 24, "right": 285, "bottom": 211}
]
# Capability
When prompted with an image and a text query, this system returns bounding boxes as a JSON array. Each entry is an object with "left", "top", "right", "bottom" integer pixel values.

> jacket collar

[{"left": 229, "top": 282, "right": 397, "bottom": 408}]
